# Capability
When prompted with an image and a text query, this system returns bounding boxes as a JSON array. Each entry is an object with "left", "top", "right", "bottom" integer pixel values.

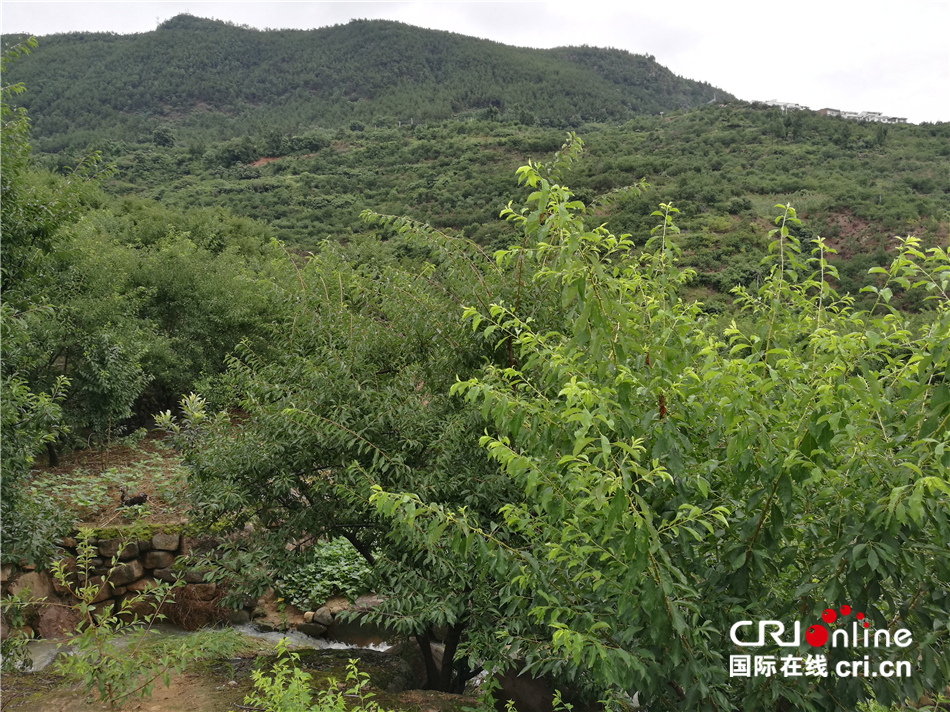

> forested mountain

[{"left": 2, "top": 14, "right": 730, "bottom": 152}]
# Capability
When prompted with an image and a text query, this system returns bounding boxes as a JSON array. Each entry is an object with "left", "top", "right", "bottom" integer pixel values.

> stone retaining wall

[
  {"left": 1, "top": 531, "right": 245, "bottom": 640},
  {"left": 1, "top": 533, "right": 386, "bottom": 646}
]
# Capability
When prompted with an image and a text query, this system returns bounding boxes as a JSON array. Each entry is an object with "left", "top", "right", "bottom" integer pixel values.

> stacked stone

[
  {"left": 1, "top": 536, "right": 386, "bottom": 644},
  {"left": 1, "top": 531, "right": 248, "bottom": 640}
]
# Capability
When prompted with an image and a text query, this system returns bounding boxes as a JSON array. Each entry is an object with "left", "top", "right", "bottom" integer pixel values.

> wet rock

[
  {"left": 313, "top": 606, "right": 334, "bottom": 626},
  {"left": 303, "top": 611, "right": 315, "bottom": 623},
  {"left": 297, "top": 622, "right": 327, "bottom": 638},
  {"left": 327, "top": 616, "right": 394, "bottom": 647},
  {"left": 229, "top": 609, "right": 251, "bottom": 625}
]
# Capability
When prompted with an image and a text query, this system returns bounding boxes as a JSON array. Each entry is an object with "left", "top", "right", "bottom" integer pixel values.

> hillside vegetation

[
  {"left": 42, "top": 103, "right": 947, "bottom": 307},
  {"left": 2, "top": 14, "right": 729, "bottom": 152},
  {"left": 6, "top": 17, "right": 946, "bottom": 308}
]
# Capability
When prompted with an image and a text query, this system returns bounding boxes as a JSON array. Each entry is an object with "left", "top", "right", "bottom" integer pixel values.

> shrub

[
  {"left": 276, "top": 538, "right": 374, "bottom": 611},
  {"left": 239, "top": 642, "right": 393, "bottom": 712}
]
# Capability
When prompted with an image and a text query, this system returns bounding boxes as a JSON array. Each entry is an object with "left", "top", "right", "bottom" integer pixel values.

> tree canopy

[
  {"left": 0, "top": 41, "right": 282, "bottom": 563},
  {"left": 163, "top": 136, "right": 949, "bottom": 709}
]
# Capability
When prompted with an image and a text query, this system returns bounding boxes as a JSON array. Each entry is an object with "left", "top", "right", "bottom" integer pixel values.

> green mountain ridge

[{"left": 2, "top": 14, "right": 732, "bottom": 151}]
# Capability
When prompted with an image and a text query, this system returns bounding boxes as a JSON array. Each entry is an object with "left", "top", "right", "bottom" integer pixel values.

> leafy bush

[
  {"left": 371, "top": 146, "right": 950, "bottom": 709},
  {"left": 1, "top": 38, "right": 92, "bottom": 563},
  {"left": 161, "top": 135, "right": 949, "bottom": 707},
  {"left": 239, "top": 642, "right": 393, "bottom": 712},
  {"left": 276, "top": 538, "right": 374, "bottom": 611}
]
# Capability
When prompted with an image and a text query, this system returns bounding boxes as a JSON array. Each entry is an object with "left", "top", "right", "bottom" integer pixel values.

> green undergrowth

[
  {"left": 23, "top": 437, "right": 189, "bottom": 529},
  {"left": 276, "top": 538, "right": 375, "bottom": 612}
]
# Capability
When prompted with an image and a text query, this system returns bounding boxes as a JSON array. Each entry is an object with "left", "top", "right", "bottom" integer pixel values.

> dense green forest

[
  {"left": 2, "top": 24, "right": 949, "bottom": 712},
  {"left": 2, "top": 14, "right": 728, "bottom": 152}
]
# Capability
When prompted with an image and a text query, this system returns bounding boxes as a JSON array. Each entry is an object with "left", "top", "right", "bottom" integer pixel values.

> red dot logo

[
  {"left": 822, "top": 608, "right": 837, "bottom": 623},
  {"left": 856, "top": 612, "right": 864, "bottom": 620},
  {"left": 806, "top": 624, "right": 829, "bottom": 647},
  {"left": 863, "top": 621, "right": 870, "bottom": 628},
  {"left": 840, "top": 605, "right": 851, "bottom": 616}
]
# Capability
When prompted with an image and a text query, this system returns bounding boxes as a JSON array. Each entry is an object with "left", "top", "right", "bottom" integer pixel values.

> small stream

[
  {"left": 233, "top": 623, "right": 392, "bottom": 652},
  {"left": 17, "top": 621, "right": 392, "bottom": 673}
]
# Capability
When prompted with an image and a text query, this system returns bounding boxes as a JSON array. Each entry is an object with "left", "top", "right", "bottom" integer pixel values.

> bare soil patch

[{"left": 1, "top": 670, "right": 245, "bottom": 712}]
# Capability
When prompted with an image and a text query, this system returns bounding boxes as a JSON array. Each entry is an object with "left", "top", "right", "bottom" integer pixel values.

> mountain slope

[
  {"left": 79, "top": 99, "right": 948, "bottom": 312},
  {"left": 3, "top": 15, "right": 732, "bottom": 150}
]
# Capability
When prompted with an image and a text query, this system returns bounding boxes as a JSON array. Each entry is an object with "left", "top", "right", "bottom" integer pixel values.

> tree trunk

[
  {"left": 416, "top": 628, "right": 442, "bottom": 690},
  {"left": 46, "top": 442, "right": 59, "bottom": 467},
  {"left": 439, "top": 618, "right": 466, "bottom": 692},
  {"left": 415, "top": 617, "right": 475, "bottom": 693},
  {"left": 341, "top": 530, "right": 375, "bottom": 566}
]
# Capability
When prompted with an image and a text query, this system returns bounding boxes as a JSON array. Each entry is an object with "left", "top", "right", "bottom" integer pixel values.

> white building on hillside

[{"left": 819, "top": 108, "right": 906, "bottom": 123}]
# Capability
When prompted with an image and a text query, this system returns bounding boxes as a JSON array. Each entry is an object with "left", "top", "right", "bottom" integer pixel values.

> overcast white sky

[{"left": 2, "top": 1, "right": 948, "bottom": 124}]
